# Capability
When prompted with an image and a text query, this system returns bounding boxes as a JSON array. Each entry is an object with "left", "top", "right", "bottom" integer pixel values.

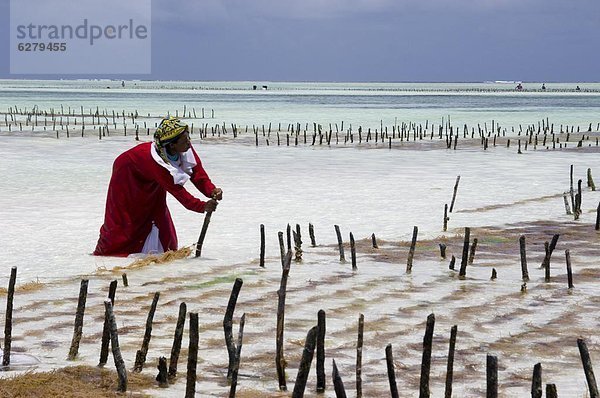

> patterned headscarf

[{"left": 154, "top": 117, "right": 189, "bottom": 162}]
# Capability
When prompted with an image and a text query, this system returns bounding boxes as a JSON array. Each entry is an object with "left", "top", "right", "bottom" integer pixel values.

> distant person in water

[
  {"left": 516, "top": 83, "right": 523, "bottom": 91},
  {"left": 576, "top": 85, "right": 581, "bottom": 91},
  {"left": 94, "top": 117, "right": 222, "bottom": 256},
  {"left": 541, "top": 83, "right": 546, "bottom": 90}
]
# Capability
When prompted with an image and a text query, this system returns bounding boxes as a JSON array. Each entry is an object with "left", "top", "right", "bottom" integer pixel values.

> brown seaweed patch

[
  {"left": 0, "top": 280, "right": 45, "bottom": 296},
  {"left": 0, "top": 365, "right": 156, "bottom": 397}
]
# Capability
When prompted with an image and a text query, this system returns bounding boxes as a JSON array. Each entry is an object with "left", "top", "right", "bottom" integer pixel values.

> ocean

[{"left": 1, "top": 79, "right": 600, "bottom": 397}]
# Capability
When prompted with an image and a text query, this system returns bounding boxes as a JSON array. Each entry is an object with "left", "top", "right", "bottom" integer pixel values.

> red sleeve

[
  {"left": 189, "top": 146, "right": 216, "bottom": 198},
  {"left": 153, "top": 163, "right": 208, "bottom": 213}
]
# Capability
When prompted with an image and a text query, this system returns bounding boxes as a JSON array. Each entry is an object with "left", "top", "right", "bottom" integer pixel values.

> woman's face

[{"left": 170, "top": 131, "right": 191, "bottom": 153}]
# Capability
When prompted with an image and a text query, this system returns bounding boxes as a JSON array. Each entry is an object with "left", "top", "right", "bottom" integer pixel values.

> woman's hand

[
  {"left": 204, "top": 199, "right": 219, "bottom": 213},
  {"left": 211, "top": 187, "right": 223, "bottom": 200}
]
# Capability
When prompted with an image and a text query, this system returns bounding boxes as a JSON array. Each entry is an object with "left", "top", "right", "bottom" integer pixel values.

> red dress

[{"left": 94, "top": 142, "right": 215, "bottom": 256}]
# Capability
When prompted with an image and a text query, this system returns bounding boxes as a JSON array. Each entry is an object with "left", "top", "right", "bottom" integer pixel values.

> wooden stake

[
  {"left": 332, "top": 359, "right": 347, "bottom": 398},
  {"left": 335, "top": 225, "right": 346, "bottom": 262},
  {"left": 519, "top": 235, "right": 529, "bottom": 281},
  {"left": 279, "top": 231, "right": 286, "bottom": 268},
  {"left": 578, "top": 338, "right": 599, "bottom": 398},
  {"left": 260, "top": 224, "right": 265, "bottom": 267},
  {"left": 459, "top": 228, "right": 470, "bottom": 277},
  {"left": 104, "top": 300, "right": 127, "bottom": 392},
  {"left": 449, "top": 176, "right": 460, "bottom": 212},
  {"left": 444, "top": 325, "right": 458, "bottom": 398},
  {"left": 546, "top": 384, "right": 558, "bottom": 398},
  {"left": 224, "top": 278, "right": 244, "bottom": 379},
  {"left": 317, "top": 310, "right": 326, "bottom": 393},
  {"left": 309, "top": 223, "right": 316, "bottom": 246},
  {"left": 195, "top": 211, "right": 213, "bottom": 257},
  {"left": 407, "top": 226, "right": 418, "bottom": 272},
  {"left": 350, "top": 232, "right": 357, "bottom": 271},
  {"left": 99, "top": 280, "right": 118, "bottom": 367},
  {"left": 276, "top": 251, "right": 292, "bottom": 391},
  {"left": 68, "top": 279, "right": 89, "bottom": 360},
  {"left": 531, "top": 363, "right": 542, "bottom": 398},
  {"left": 156, "top": 357, "right": 169, "bottom": 387},
  {"left": 487, "top": 354, "right": 498, "bottom": 398},
  {"left": 468, "top": 238, "right": 478, "bottom": 265},
  {"left": 356, "top": 313, "right": 364, "bottom": 398},
  {"left": 292, "top": 326, "right": 318, "bottom": 397},
  {"left": 385, "top": 344, "right": 399, "bottom": 398},
  {"left": 449, "top": 255, "right": 456, "bottom": 270},
  {"left": 185, "top": 313, "right": 199, "bottom": 398},
  {"left": 2, "top": 267, "right": 17, "bottom": 367},
  {"left": 419, "top": 313, "right": 435, "bottom": 397},
  {"left": 134, "top": 291, "right": 160, "bottom": 372},
  {"left": 439, "top": 243, "right": 447, "bottom": 259},
  {"left": 229, "top": 313, "right": 246, "bottom": 398},
  {"left": 565, "top": 249, "right": 574, "bottom": 289},
  {"left": 371, "top": 233, "right": 378, "bottom": 249},
  {"left": 168, "top": 302, "right": 187, "bottom": 379}
]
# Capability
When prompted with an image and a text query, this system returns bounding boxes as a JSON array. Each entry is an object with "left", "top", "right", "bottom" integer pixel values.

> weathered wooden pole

[
  {"left": 407, "top": 226, "right": 418, "bottom": 272},
  {"left": 459, "top": 227, "right": 470, "bottom": 277},
  {"left": 68, "top": 279, "right": 89, "bottom": 360},
  {"left": 185, "top": 313, "right": 199, "bottom": 398},
  {"left": 444, "top": 325, "right": 458, "bottom": 398},
  {"left": 531, "top": 362, "right": 542, "bottom": 398},
  {"left": 546, "top": 384, "right": 558, "bottom": 398},
  {"left": 168, "top": 302, "right": 187, "bottom": 379},
  {"left": 519, "top": 235, "right": 529, "bottom": 281},
  {"left": 542, "top": 234, "right": 560, "bottom": 281},
  {"left": 487, "top": 354, "right": 498, "bottom": 398},
  {"left": 224, "top": 278, "right": 244, "bottom": 380},
  {"left": 371, "top": 233, "right": 378, "bottom": 249},
  {"left": 279, "top": 231, "right": 286, "bottom": 268},
  {"left": 156, "top": 357, "right": 169, "bottom": 387},
  {"left": 439, "top": 243, "right": 447, "bottom": 259},
  {"left": 468, "top": 238, "right": 478, "bottom": 265},
  {"left": 443, "top": 204, "right": 449, "bottom": 231},
  {"left": 134, "top": 291, "right": 160, "bottom": 372},
  {"left": 578, "top": 338, "right": 600, "bottom": 398},
  {"left": 292, "top": 325, "right": 318, "bottom": 398},
  {"left": 104, "top": 300, "right": 127, "bottom": 392},
  {"left": 332, "top": 359, "right": 348, "bottom": 398},
  {"left": 449, "top": 176, "right": 461, "bottom": 212},
  {"left": 293, "top": 230, "right": 303, "bottom": 262},
  {"left": 121, "top": 273, "right": 128, "bottom": 287},
  {"left": 449, "top": 255, "right": 456, "bottom": 270},
  {"left": 229, "top": 313, "right": 246, "bottom": 398},
  {"left": 350, "top": 232, "right": 357, "bottom": 271},
  {"left": 565, "top": 249, "right": 574, "bottom": 288},
  {"left": 596, "top": 202, "right": 600, "bottom": 230},
  {"left": 334, "top": 225, "right": 346, "bottom": 262},
  {"left": 195, "top": 210, "right": 213, "bottom": 257},
  {"left": 356, "top": 313, "right": 364, "bottom": 398},
  {"left": 386, "top": 344, "right": 399, "bottom": 398},
  {"left": 309, "top": 223, "right": 317, "bottom": 246},
  {"left": 317, "top": 310, "right": 326, "bottom": 393},
  {"left": 287, "top": 223, "right": 292, "bottom": 252},
  {"left": 419, "top": 313, "right": 435, "bottom": 398},
  {"left": 276, "top": 251, "right": 292, "bottom": 390},
  {"left": 2, "top": 266, "right": 17, "bottom": 367},
  {"left": 99, "top": 279, "right": 118, "bottom": 366},
  {"left": 260, "top": 224, "right": 265, "bottom": 267},
  {"left": 588, "top": 168, "right": 596, "bottom": 191}
]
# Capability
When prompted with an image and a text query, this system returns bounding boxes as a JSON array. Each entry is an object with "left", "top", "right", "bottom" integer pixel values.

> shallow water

[{"left": 1, "top": 81, "right": 600, "bottom": 396}]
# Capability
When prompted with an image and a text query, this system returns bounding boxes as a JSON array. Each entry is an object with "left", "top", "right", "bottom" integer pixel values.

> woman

[{"left": 94, "top": 117, "right": 222, "bottom": 256}]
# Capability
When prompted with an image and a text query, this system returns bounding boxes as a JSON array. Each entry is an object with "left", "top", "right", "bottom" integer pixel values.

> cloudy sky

[{"left": 1, "top": 0, "right": 599, "bottom": 82}]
